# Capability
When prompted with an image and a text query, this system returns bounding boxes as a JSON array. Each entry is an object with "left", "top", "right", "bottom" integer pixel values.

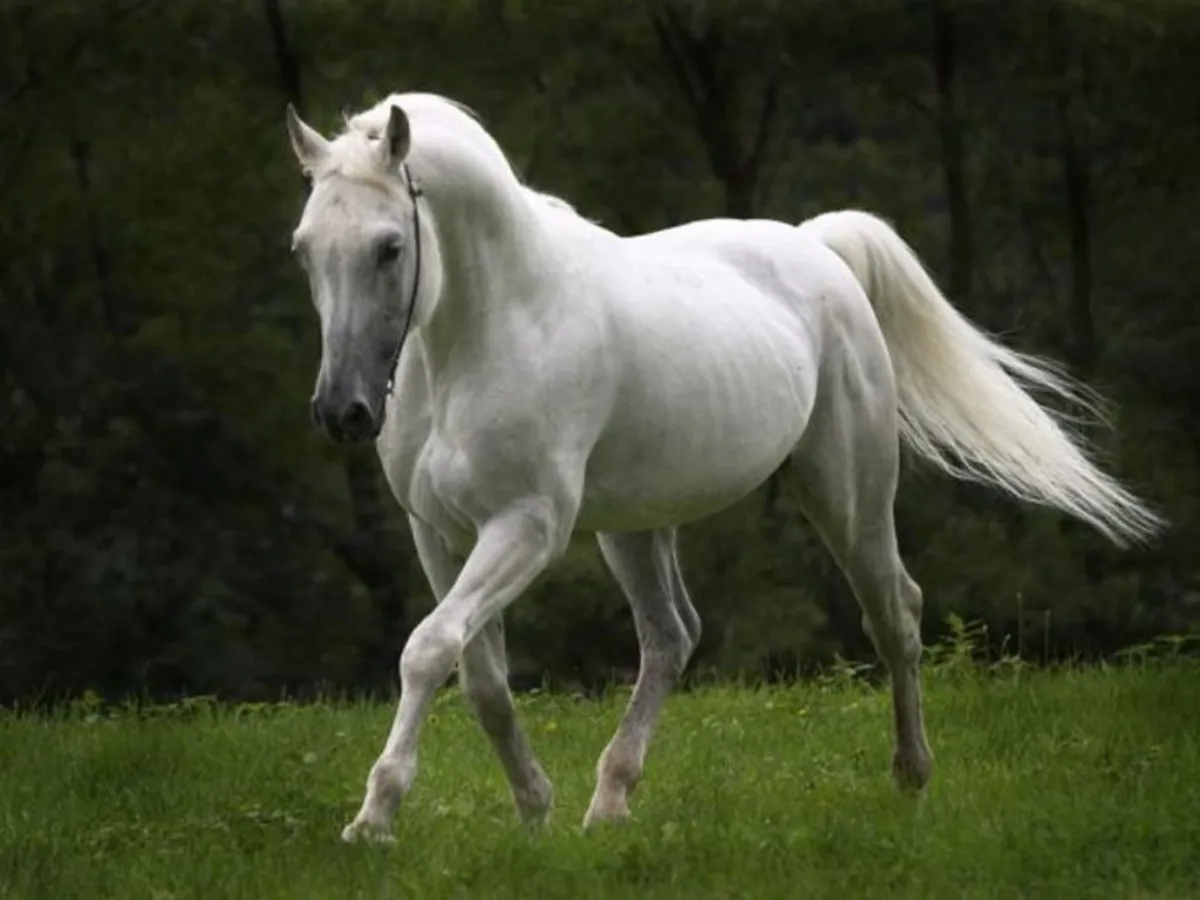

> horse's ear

[
  {"left": 286, "top": 103, "right": 329, "bottom": 170},
  {"left": 380, "top": 105, "right": 411, "bottom": 169}
]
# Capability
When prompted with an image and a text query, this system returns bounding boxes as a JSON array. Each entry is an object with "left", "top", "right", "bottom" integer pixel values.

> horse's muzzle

[{"left": 311, "top": 395, "right": 381, "bottom": 444}]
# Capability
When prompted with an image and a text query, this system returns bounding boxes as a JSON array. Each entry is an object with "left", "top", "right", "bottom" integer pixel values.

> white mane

[{"left": 307, "top": 92, "right": 588, "bottom": 222}]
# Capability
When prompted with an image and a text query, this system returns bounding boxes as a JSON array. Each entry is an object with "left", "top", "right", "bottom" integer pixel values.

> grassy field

[{"left": 2, "top": 654, "right": 1198, "bottom": 900}]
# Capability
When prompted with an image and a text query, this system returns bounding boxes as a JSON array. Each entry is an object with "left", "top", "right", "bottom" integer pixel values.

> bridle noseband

[{"left": 385, "top": 162, "right": 424, "bottom": 396}]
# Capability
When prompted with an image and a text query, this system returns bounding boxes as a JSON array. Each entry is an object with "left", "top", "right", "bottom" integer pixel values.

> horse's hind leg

[
  {"left": 410, "top": 516, "right": 553, "bottom": 822},
  {"left": 584, "top": 528, "right": 700, "bottom": 827},
  {"left": 791, "top": 352, "right": 934, "bottom": 790}
]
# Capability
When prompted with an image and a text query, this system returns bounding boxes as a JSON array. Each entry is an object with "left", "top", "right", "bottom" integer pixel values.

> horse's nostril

[{"left": 339, "top": 400, "right": 375, "bottom": 441}]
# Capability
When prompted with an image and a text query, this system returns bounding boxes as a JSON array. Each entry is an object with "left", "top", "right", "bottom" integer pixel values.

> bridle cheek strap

[{"left": 386, "top": 162, "right": 424, "bottom": 396}]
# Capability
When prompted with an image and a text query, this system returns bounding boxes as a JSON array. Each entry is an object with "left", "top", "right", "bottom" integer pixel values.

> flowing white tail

[{"left": 800, "top": 209, "right": 1164, "bottom": 547}]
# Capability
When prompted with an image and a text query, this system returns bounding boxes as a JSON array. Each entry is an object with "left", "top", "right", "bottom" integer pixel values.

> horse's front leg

[
  {"left": 407, "top": 516, "right": 553, "bottom": 823},
  {"left": 341, "top": 499, "right": 570, "bottom": 843}
]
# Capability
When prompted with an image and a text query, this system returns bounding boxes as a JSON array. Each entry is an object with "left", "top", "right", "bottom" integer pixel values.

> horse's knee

[
  {"left": 400, "top": 616, "right": 462, "bottom": 688},
  {"left": 901, "top": 574, "right": 923, "bottom": 623},
  {"left": 637, "top": 607, "right": 694, "bottom": 681}
]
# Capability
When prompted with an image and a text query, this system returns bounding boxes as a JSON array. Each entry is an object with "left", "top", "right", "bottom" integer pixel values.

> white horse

[{"left": 283, "top": 92, "right": 1162, "bottom": 842}]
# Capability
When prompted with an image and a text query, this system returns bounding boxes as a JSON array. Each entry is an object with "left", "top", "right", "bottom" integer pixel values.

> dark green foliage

[{"left": 1, "top": 0, "right": 1197, "bottom": 703}]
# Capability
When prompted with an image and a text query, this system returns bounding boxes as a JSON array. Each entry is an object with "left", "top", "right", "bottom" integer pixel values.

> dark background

[{"left": 2, "top": 0, "right": 1196, "bottom": 704}]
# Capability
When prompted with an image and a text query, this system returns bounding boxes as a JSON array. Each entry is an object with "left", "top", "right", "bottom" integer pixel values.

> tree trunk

[
  {"left": 724, "top": 171, "right": 755, "bottom": 220},
  {"left": 261, "top": 0, "right": 410, "bottom": 660},
  {"left": 649, "top": 4, "right": 780, "bottom": 221},
  {"left": 67, "top": 138, "right": 116, "bottom": 332},
  {"left": 1046, "top": 0, "right": 1097, "bottom": 376},
  {"left": 931, "top": 0, "right": 973, "bottom": 307},
  {"left": 262, "top": 0, "right": 303, "bottom": 114}
]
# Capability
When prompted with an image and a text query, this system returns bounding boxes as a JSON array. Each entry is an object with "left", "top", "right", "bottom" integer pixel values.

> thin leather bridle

[{"left": 385, "top": 162, "right": 424, "bottom": 396}]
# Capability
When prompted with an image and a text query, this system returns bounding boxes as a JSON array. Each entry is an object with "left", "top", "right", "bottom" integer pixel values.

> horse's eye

[{"left": 378, "top": 241, "right": 402, "bottom": 265}]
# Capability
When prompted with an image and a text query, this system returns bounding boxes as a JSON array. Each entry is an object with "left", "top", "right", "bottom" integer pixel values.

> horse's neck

[{"left": 418, "top": 158, "right": 556, "bottom": 376}]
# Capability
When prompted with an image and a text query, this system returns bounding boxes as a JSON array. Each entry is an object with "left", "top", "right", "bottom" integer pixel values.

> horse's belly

[
  {"left": 576, "top": 446, "right": 797, "bottom": 532},
  {"left": 576, "top": 330, "right": 817, "bottom": 532}
]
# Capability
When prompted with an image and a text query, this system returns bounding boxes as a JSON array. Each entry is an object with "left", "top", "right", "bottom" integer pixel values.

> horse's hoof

[
  {"left": 515, "top": 770, "right": 555, "bottom": 825},
  {"left": 340, "top": 818, "right": 397, "bottom": 845},
  {"left": 581, "top": 795, "right": 632, "bottom": 831}
]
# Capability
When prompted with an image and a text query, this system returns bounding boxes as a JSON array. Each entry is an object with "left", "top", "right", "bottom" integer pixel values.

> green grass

[{"left": 2, "top": 659, "right": 1199, "bottom": 899}]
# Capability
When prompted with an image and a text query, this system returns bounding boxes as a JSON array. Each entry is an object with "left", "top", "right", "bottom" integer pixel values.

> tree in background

[{"left": 0, "top": 0, "right": 1195, "bottom": 704}]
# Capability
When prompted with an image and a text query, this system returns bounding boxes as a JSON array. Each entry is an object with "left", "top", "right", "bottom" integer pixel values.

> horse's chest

[
  {"left": 390, "top": 425, "right": 522, "bottom": 554},
  {"left": 379, "top": 343, "right": 599, "bottom": 548},
  {"left": 374, "top": 407, "right": 469, "bottom": 553},
  {"left": 379, "top": 437, "right": 470, "bottom": 550}
]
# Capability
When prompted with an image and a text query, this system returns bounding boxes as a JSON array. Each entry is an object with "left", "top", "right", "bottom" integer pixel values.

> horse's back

[
  {"left": 574, "top": 218, "right": 868, "bottom": 531},
  {"left": 626, "top": 217, "right": 867, "bottom": 312}
]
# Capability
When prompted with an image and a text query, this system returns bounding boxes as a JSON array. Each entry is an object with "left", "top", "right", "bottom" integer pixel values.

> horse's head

[{"left": 286, "top": 104, "right": 430, "bottom": 444}]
